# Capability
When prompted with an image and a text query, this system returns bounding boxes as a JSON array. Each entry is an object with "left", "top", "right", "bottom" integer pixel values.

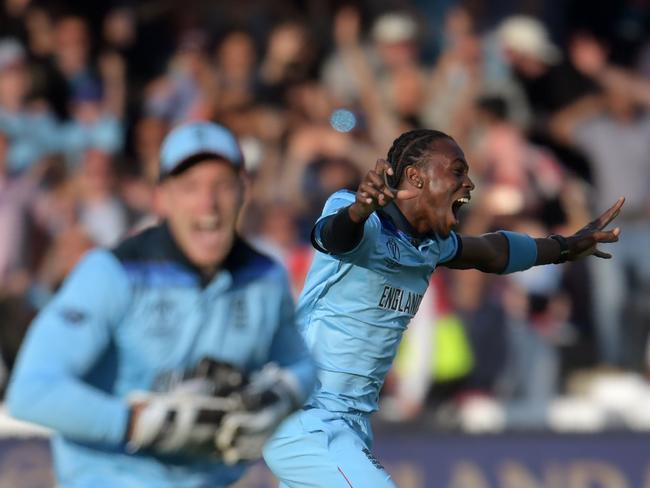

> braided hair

[{"left": 385, "top": 129, "right": 454, "bottom": 188}]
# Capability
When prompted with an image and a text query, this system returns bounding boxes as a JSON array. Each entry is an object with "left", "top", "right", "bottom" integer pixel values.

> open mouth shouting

[
  {"left": 190, "top": 214, "right": 226, "bottom": 249},
  {"left": 451, "top": 196, "right": 471, "bottom": 225}
]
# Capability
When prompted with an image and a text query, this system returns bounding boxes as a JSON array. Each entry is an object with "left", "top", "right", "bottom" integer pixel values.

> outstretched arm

[{"left": 443, "top": 197, "right": 624, "bottom": 273}]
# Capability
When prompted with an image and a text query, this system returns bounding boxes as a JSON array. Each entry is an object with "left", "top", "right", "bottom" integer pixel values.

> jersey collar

[
  {"left": 159, "top": 221, "right": 246, "bottom": 288},
  {"left": 377, "top": 202, "right": 434, "bottom": 247}
]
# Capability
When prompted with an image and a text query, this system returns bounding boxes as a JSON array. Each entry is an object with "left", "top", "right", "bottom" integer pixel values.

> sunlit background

[{"left": 1, "top": 0, "right": 650, "bottom": 486}]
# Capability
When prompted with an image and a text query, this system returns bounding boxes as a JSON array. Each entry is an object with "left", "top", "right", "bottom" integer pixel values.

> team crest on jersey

[
  {"left": 386, "top": 238, "right": 400, "bottom": 261},
  {"left": 378, "top": 285, "right": 423, "bottom": 316},
  {"left": 231, "top": 295, "right": 248, "bottom": 328},
  {"left": 145, "top": 297, "right": 178, "bottom": 337}
]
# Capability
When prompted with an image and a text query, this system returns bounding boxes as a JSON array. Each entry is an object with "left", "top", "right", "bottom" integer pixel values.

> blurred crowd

[{"left": 1, "top": 0, "right": 650, "bottom": 433}]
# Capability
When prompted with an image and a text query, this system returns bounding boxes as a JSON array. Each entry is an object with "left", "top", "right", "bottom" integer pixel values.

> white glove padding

[
  {"left": 216, "top": 364, "right": 302, "bottom": 464},
  {"left": 153, "top": 358, "right": 247, "bottom": 397},
  {"left": 127, "top": 392, "right": 241, "bottom": 454}
]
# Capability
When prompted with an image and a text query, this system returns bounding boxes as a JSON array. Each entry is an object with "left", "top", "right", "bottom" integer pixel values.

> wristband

[{"left": 548, "top": 234, "right": 570, "bottom": 263}]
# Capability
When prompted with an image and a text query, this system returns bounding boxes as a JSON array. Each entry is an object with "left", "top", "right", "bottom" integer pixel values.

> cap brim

[{"left": 160, "top": 152, "right": 239, "bottom": 180}]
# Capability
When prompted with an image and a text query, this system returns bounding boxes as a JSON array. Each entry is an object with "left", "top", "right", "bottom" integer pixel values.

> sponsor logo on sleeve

[
  {"left": 362, "top": 447, "right": 387, "bottom": 471},
  {"left": 231, "top": 295, "right": 248, "bottom": 329},
  {"left": 59, "top": 308, "right": 87, "bottom": 325}
]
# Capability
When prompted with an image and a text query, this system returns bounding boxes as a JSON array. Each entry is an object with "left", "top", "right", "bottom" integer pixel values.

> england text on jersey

[{"left": 377, "top": 285, "right": 423, "bottom": 316}]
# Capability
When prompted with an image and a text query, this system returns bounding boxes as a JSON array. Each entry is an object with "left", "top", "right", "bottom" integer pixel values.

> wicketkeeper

[{"left": 6, "top": 121, "right": 316, "bottom": 487}]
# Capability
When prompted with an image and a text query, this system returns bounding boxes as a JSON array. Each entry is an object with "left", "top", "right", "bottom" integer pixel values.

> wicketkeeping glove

[
  {"left": 215, "top": 363, "right": 302, "bottom": 464},
  {"left": 126, "top": 391, "right": 241, "bottom": 454},
  {"left": 127, "top": 359, "right": 248, "bottom": 455}
]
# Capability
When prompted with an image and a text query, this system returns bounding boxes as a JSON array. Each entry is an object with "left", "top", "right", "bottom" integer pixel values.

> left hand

[
  {"left": 215, "top": 364, "right": 299, "bottom": 464},
  {"left": 565, "top": 197, "right": 625, "bottom": 260}
]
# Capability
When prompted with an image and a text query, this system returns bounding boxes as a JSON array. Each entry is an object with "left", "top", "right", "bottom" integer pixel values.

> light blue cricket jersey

[
  {"left": 298, "top": 190, "right": 459, "bottom": 414},
  {"left": 7, "top": 223, "right": 315, "bottom": 487}
]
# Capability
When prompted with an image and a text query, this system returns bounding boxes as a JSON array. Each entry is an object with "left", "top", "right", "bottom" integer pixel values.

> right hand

[
  {"left": 350, "top": 159, "right": 418, "bottom": 222},
  {"left": 127, "top": 391, "right": 241, "bottom": 455}
]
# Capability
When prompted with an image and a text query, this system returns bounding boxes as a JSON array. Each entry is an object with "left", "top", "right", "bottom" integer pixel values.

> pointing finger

[
  {"left": 594, "top": 197, "right": 625, "bottom": 230},
  {"left": 374, "top": 159, "right": 393, "bottom": 177}
]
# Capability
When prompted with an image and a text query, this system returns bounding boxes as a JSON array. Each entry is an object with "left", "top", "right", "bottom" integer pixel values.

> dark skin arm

[
  {"left": 336, "top": 156, "right": 624, "bottom": 273},
  {"left": 443, "top": 197, "right": 625, "bottom": 273}
]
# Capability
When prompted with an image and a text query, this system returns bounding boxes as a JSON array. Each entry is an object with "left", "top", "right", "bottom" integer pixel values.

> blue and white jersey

[
  {"left": 298, "top": 190, "right": 459, "bottom": 414},
  {"left": 0, "top": 108, "right": 60, "bottom": 174},
  {"left": 7, "top": 223, "right": 315, "bottom": 487}
]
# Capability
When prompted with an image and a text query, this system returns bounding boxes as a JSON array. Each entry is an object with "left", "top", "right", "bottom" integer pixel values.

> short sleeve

[
  {"left": 311, "top": 190, "right": 381, "bottom": 264},
  {"left": 437, "top": 231, "right": 461, "bottom": 264}
]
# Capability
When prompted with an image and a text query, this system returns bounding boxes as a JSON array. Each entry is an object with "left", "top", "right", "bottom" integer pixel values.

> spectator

[
  {"left": 60, "top": 79, "right": 124, "bottom": 168},
  {"left": 551, "top": 38, "right": 650, "bottom": 367},
  {"left": 0, "top": 38, "right": 59, "bottom": 174},
  {"left": 53, "top": 16, "right": 97, "bottom": 99},
  {"left": 257, "top": 20, "right": 317, "bottom": 107},
  {"left": 144, "top": 29, "right": 215, "bottom": 124},
  {"left": 212, "top": 30, "right": 258, "bottom": 113},
  {"left": 75, "top": 149, "right": 128, "bottom": 247},
  {"left": 0, "top": 132, "right": 40, "bottom": 292}
]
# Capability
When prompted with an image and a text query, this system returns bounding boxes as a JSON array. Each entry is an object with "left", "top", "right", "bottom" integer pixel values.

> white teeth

[
  {"left": 196, "top": 216, "right": 220, "bottom": 231},
  {"left": 455, "top": 197, "right": 470, "bottom": 204}
]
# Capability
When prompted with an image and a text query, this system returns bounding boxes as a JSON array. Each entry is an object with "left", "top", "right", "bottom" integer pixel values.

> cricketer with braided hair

[{"left": 263, "top": 129, "right": 624, "bottom": 488}]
